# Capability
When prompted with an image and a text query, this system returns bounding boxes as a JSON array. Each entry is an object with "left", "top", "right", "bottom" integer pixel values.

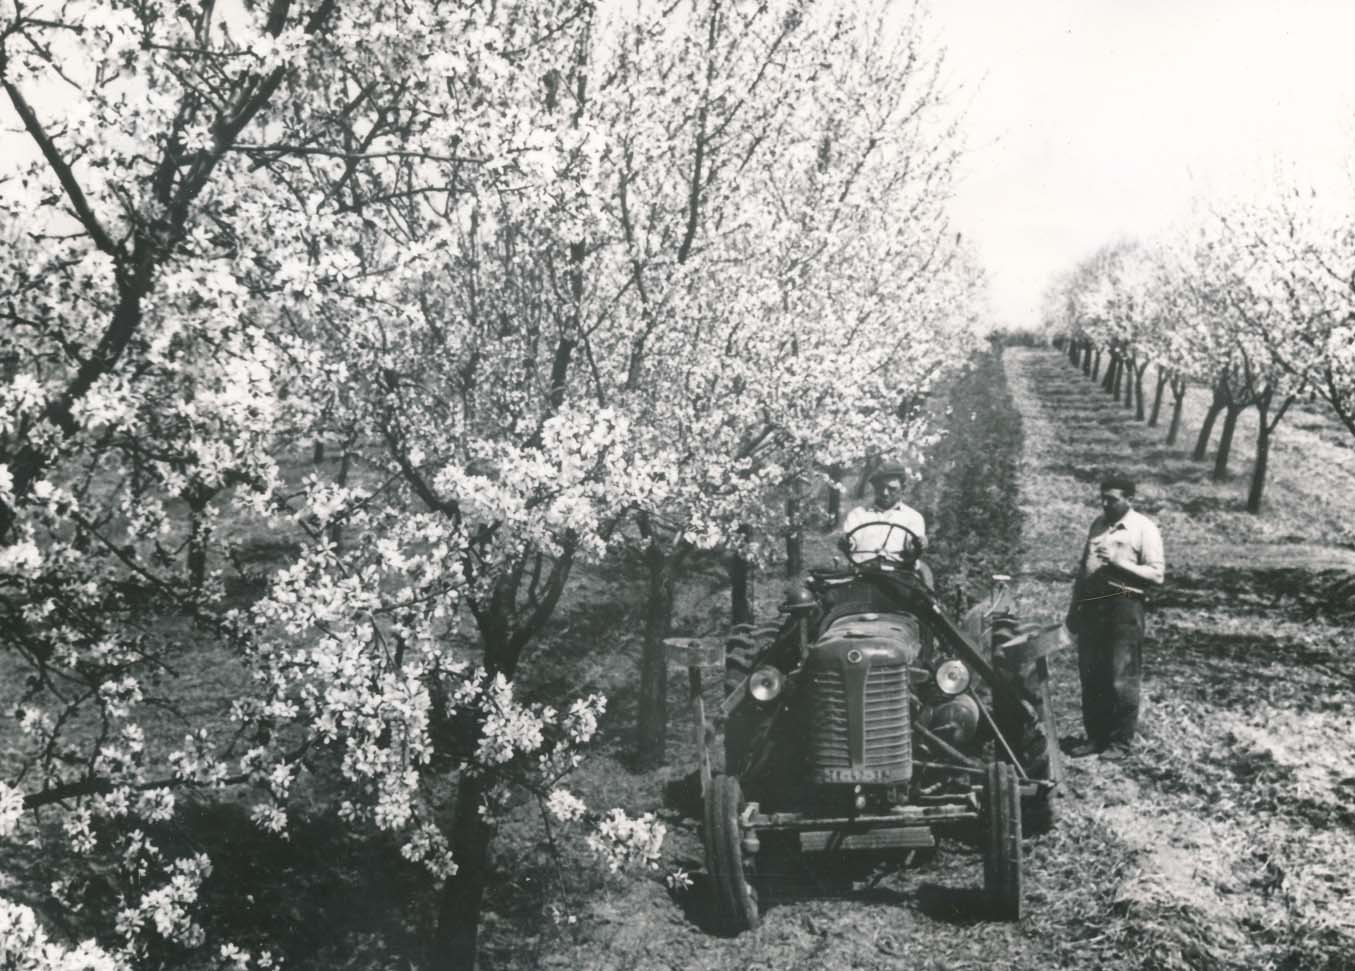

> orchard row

[
  {"left": 1045, "top": 191, "right": 1355, "bottom": 512},
  {"left": 0, "top": 3, "right": 981, "bottom": 969}
]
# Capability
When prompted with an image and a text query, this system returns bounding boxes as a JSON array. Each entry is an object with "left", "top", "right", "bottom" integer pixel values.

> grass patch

[{"left": 1005, "top": 348, "right": 1355, "bottom": 970}]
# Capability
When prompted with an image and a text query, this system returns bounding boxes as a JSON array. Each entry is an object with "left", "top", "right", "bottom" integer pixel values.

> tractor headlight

[
  {"left": 748, "top": 666, "right": 784, "bottom": 703},
  {"left": 935, "top": 659, "right": 971, "bottom": 696}
]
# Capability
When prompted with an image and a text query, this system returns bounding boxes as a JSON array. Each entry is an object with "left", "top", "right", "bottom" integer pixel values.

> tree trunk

[
  {"left": 1247, "top": 402, "right": 1272, "bottom": 513},
  {"left": 1167, "top": 378, "right": 1188, "bottom": 446},
  {"left": 130, "top": 449, "right": 146, "bottom": 500},
  {"left": 186, "top": 488, "right": 215, "bottom": 590},
  {"left": 1068, "top": 340, "right": 1079, "bottom": 365},
  {"left": 637, "top": 541, "right": 673, "bottom": 768},
  {"left": 1132, "top": 364, "right": 1145, "bottom": 419},
  {"left": 785, "top": 493, "right": 802, "bottom": 578},
  {"left": 826, "top": 464, "right": 844, "bottom": 524},
  {"left": 855, "top": 452, "right": 879, "bottom": 498},
  {"left": 1103, "top": 355, "right": 1117, "bottom": 393},
  {"left": 329, "top": 443, "right": 354, "bottom": 551},
  {"left": 1192, "top": 395, "right": 1225, "bottom": 461},
  {"left": 1149, "top": 367, "right": 1168, "bottom": 427},
  {"left": 730, "top": 552, "right": 754, "bottom": 626},
  {"left": 433, "top": 771, "right": 493, "bottom": 971},
  {"left": 1091, "top": 349, "right": 1101, "bottom": 380},
  {"left": 188, "top": 506, "right": 210, "bottom": 590},
  {"left": 1246, "top": 391, "right": 1292, "bottom": 514},
  {"left": 1213, "top": 406, "right": 1244, "bottom": 480}
]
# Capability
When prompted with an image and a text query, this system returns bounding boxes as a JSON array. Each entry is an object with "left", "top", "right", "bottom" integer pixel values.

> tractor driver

[{"left": 840, "top": 460, "right": 932, "bottom": 586}]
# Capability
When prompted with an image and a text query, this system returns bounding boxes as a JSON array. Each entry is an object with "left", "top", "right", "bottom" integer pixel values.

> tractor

[{"left": 668, "top": 519, "right": 1068, "bottom": 932}]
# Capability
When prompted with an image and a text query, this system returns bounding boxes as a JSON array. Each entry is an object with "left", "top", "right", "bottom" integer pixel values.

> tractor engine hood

[
  {"left": 804, "top": 611, "right": 923, "bottom": 784},
  {"left": 815, "top": 612, "right": 924, "bottom": 665}
]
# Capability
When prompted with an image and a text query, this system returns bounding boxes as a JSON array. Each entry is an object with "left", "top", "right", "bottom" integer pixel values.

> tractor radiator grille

[{"left": 809, "top": 662, "right": 912, "bottom": 783}]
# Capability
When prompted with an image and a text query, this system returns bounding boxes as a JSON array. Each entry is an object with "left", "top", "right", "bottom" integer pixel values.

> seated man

[{"left": 840, "top": 460, "right": 930, "bottom": 584}]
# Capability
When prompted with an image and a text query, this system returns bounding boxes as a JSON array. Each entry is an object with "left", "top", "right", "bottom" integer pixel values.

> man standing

[
  {"left": 1065, "top": 472, "right": 1165, "bottom": 759},
  {"left": 840, "top": 460, "right": 928, "bottom": 574}
]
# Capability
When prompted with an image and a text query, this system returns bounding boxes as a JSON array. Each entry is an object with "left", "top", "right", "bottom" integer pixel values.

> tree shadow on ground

[
  {"left": 1159, "top": 565, "right": 1355, "bottom": 621},
  {"left": 151, "top": 801, "right": 427, "bottom": 968},
  {"left": 677, "top": 849, "right": 991, "bottom": 933},
  {"left": 1039, "top": 462, "right": 1104, "bottom": 484},
  {"left": 1137, "top": 453, "right": 1213, "bottom": 487},
  {"left": 1151, "top": 625, "right": 1355, "bottom": 707},
  {"left": 913, "top": 883, "right": 992, "bottom": 925},
  {"left": 1174, "top": 495, "right": 1241, "bottom": 515}
]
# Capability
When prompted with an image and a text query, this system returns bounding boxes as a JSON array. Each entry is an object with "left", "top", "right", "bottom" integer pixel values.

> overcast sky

[{"left": 926, "top": 0, "right": 1355, "bottom": 329}]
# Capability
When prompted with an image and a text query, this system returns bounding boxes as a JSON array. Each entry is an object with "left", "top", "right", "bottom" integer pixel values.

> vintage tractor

[{"left": 667, "top": 521, "right": 1068, "bottom": 933}]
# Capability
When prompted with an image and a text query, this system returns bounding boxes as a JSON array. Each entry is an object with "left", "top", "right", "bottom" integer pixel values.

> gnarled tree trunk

[
  {"left": 434, "top": 770, "right": 494, "bottom": 971},
  {"left": 730, "top": 552, "right": 754, "bottom": 626},
  {"left": 1193, "top": 381, "right": 1228, "bottom": 461},
  {"left": 826, "top": 464, "right": 844, "bottom": 524},
  {"left": 1167, "top": 375, "right": 1188, "bottom": 446},
  {"left": 1212, "top": 405, "right": 1245, "bottom": 480},
  {"left": 1247, "top": 390, "right": 1294, "bottom": 514},
  {"left": 1149, "top": 366, "right": 1169, "bottom": 427},
  {"left": 1248, "top": 403, "right": 1273, "bottom": 513},
  {"left": 637, "top": 537, "right": 675, "bottom": 768}
]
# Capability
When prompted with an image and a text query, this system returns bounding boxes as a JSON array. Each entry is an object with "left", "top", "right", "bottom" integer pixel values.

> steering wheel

[{"left": 844, "top": 520, "right": 922, "bottom": 569}]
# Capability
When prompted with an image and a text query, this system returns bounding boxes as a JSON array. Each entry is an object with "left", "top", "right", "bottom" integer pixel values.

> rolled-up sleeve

[{"left": 1138, "top": 518, "right": 1165, "bottom": 586}]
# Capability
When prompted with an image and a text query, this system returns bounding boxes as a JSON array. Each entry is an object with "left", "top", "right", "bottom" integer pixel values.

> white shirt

[
  {"left": 842, "top": 502, "right": 927, "bottom": 564},
  {"left": 1081, "top": 508, "right": 1165, "bottom": 587}
]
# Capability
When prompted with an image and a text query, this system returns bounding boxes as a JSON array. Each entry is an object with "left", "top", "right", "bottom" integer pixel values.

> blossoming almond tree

[
  {"left": 605, "top": 0, "right": 984, "bottom": 764},
  {"left": 0, "top": 0, "right": 374, "bottom": 962},
  {"left": 1, "top": 1, "right": 664, "bottom": 967},
  {"left": 1225, "top": 184, "right": 1355, "bottom": 446},
  {"left": 1049, "top": 197, "right": 1330, "bottom": 513},
  {"left": 3, "top": 3, "right": 986, "bottom": 970},
  {"left": 1187, "top": 202, "right": 1318, "bottom": 509}
]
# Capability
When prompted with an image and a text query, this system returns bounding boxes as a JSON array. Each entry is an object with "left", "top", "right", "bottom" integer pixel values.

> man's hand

[{"left": 1098, "top": 551, "right": 1159, "bottom": 587}]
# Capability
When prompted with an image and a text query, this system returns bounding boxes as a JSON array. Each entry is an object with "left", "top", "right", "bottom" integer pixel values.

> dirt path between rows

[
  {"left": 1006, "top": 347, "right": 1355, "bottom": 971},
  {"left": 484, "top": 347, "right": 1355, "bottom": 971}
]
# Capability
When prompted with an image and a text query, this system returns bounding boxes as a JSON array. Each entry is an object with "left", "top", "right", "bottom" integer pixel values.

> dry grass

[{"left": 1005, "top": 347, "right": 1355, "bottom": 971}]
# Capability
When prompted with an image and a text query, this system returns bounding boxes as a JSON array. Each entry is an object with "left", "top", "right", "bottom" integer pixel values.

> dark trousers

[{"left": 1075, "top": 594, "right": 1145, "bottom": 748}]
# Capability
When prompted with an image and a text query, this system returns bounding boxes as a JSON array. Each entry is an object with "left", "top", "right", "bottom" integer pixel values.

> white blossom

[
  {"left": 0, "top": 783, "right": 25, "bottom": 837},
  {"left": 545, "top": 788, "right": 587, "bottom": 824}
]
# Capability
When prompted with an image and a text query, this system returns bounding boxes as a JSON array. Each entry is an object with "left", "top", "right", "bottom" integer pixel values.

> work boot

[{"left": 1065, "top": 739, "right": 1102, "bottom": 758}]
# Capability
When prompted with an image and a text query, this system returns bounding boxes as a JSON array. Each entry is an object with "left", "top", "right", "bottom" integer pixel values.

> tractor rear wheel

[
  {"left": 983, "top": 760, "right": 1023, "bottom": 921},
  {"left": 992, "top": 620, "right": 1061, "bottom": 834}
]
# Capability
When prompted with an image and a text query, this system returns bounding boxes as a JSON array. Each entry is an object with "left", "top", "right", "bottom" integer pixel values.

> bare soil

[
  {"left": 8, "top": 346, "right": 1354, "bottom": 971},
  {"left": 483, "top": 347, "right": 1355, "bottom": 971}
]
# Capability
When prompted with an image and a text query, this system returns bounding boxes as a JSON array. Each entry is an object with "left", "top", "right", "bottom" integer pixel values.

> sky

[
  {"left": 6, "top": 0, "right": 1353, "bottom": 333},
  {"left": 925, "top": 0, "right": 1355, "bottom": 330}
]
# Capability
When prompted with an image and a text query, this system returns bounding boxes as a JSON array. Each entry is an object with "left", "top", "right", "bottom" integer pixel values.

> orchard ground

[
  {"left": 482, "top": 346, "right": 1355, "bottom": 971},
  {"left": 4, "top": 345, "right": 1355, "bottom": 970}
]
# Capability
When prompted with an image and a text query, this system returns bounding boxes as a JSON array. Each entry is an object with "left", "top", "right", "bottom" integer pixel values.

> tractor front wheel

[{"left": 704, "top": 774, "right": 760, "bottom": 933}]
